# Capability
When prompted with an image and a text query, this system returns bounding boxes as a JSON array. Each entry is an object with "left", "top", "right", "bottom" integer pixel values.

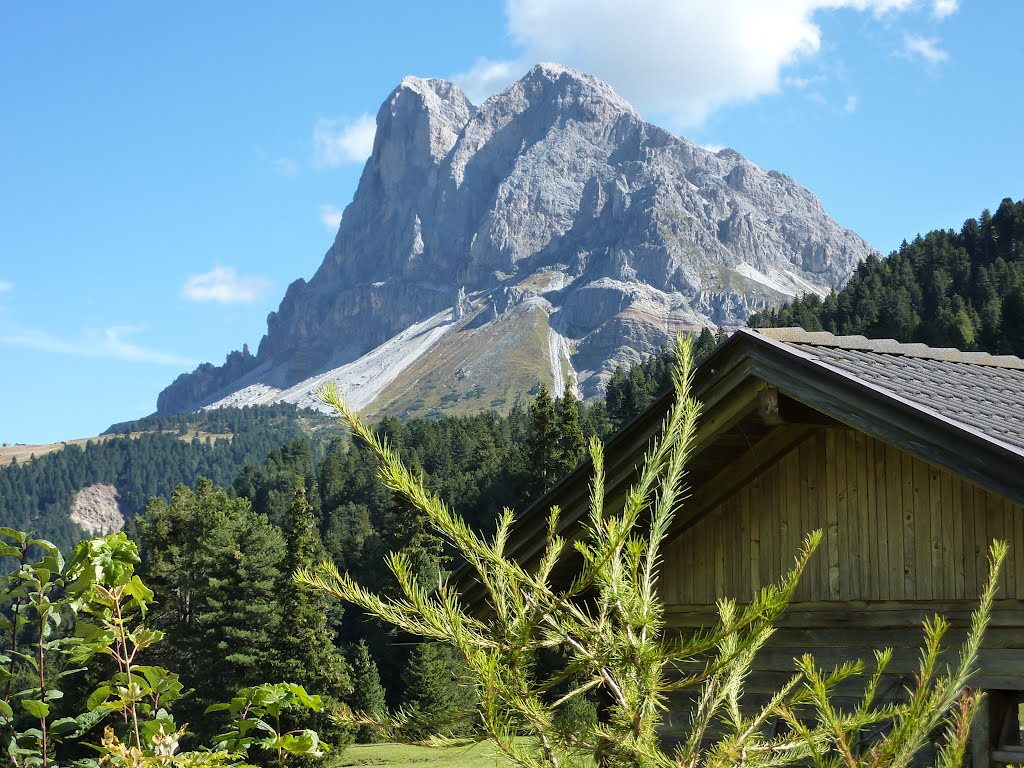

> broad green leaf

[
  {"left": 0, "top": 701, "right": 12, "bottom": 718},
  {"left": 52, "top": 667, "right": 87, "bottom": 682},
  {"left": 74, "top": 706, "right": 111, "bottom": 737},
  {"left": 38, "top": 550, "right": 64, "bottom": 573},
  {"left": 278, "top": 730, "right": 325, "bottom": 756},
  {"left": 10, "top": 651, "right": 39, "bottom": 671},
  {"left": 288, "top": 684, "right": 322, "bottom": 711},
  {"left": 130, "top": 627, "right": 163, "bottom": 650},
  {"left": 21, "top": 699, "right": 48, "bottom": 719},
  {"left": 49, "top": 717, "right": 79, "bottom": 736},
  {"left": 86, "top": 685, "right": 112, "bottom": 710},
  {"left": 0, "top": 529, "right": 26, "bottom": 545}
]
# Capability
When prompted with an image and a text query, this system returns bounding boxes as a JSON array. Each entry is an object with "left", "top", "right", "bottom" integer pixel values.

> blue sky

[{"left": 1, "top": 1, "right": 1021, "bottom": 445}]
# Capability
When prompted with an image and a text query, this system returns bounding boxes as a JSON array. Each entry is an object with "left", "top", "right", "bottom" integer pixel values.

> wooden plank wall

[{"left": 660, "top": 427, "right": 1024, "bottom": 605}]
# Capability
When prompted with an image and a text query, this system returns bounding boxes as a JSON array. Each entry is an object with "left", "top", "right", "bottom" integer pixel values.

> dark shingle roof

[{"left": 756, "top": 328, "right": 1024, "bottom": 451}]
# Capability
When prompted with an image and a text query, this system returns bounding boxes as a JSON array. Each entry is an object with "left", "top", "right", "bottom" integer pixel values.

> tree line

[
  {"left": 751, "top": 197, "right": 1024, "bottom": 354},
  {"left": 0, "top": 404, "right": 333, "bottom": 554}
]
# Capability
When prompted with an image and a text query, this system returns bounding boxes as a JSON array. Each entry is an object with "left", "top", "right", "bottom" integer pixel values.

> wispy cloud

[
  {"left": 932, "top": 0, "right": 958, "bottom": 19},
  {"left": 844, "top": 94, "right": 859, "bottom": 113},
  {"left": 903, "top": 35, "right": 949, "bottom": 64},
  {"left": 272, "top": 157, "right": 298, "bottom": 176},
  {"left": 0, "top": 325, "right": 196, "bottom": 366},
  {"left": 181, "top": 267, "right": 271, "bottom": 305},
  {"left": 698, "top": 143, "right": 727, "bottom": 153},
  {"left": 313, "top": 114, "right": 376, "bottom": 167},
  {"left": 256, "top": 147, "right": 300, "bottom": 177},
  {"left": 785, "top": 74, "right": 826, "bottom": 90},
  {"left": 320, "top": 205, "right": 344, "bottom": 232},
  {"left": 452, "top": 57, "right": 524, "bottom": 105},
  {"left": 0, "top": 280, "right": 11, "bottom": 293}
]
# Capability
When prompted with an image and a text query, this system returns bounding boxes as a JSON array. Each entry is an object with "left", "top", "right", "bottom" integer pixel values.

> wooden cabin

[{"left": 484, "top": 327, "right": 1024, "bottom": 766}]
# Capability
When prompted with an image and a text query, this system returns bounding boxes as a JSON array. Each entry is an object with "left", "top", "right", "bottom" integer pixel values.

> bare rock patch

[{"left": 70, "top": 483, "right": 124, "bottom": 536}]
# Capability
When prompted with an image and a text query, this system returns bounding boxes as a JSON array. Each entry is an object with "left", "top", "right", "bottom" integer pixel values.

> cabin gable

[{"left": 660, "top": 426, "right": 1024, "bottom": 606}]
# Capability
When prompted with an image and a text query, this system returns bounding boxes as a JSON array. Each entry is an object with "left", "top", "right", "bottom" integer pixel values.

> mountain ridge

[{"left": 158, "top": 63, "right": 875, "bottom": 418}]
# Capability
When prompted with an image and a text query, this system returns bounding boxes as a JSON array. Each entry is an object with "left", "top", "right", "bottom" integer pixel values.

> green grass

[{"left": 330, "top": 741, "right": 511, "bottom": 768}]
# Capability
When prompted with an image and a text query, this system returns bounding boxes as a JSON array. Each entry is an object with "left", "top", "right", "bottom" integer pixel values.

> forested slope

[
  {"left": 0, "top": 330, "right": 720, "bottom": 554},
  {"left": 750, "top": 197, "right": 1024, "bottom": 353},
  {"left": 0, "top": 404, "right": 336, "bottom": 552}
]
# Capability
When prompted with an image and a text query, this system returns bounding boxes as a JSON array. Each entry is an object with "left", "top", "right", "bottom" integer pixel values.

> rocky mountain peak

[
  {"left": 514, "top": 62, "right": 638, "bottom": 116},
  {"left": 384, "top": 76, "right": 475, "bottom": 163},
  {"left": 156, "top": 63, "right": 877, "bottom": 419}
]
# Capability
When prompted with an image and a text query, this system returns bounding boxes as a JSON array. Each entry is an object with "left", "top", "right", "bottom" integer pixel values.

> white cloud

[
  {"left": 0, "top": 325, "right": 196, "bottom": 366},
  {"left": 452, "top": 57, "right": 525, "bottom": 105},
  {"left": 844, "top": 94, "right": 859, "bottom": 113},
  {"left": 459, "top": 0, "right": 952, "bottom": 126},
  {"left": 932, "top": 0, "right": 958, "bottom": 19},
  {"left": 313, "top": 114, "right": 376, "bottom": 166},
  {"left": 698, "top": 143, "right": 727, "bottom": 153},
  {"left": 320, "top": 204, "right": 344, "bottom": 232},
  {"left": 181, "top": 267, "right": 272, "bottom": 305},
  {"left": 0, "top": 280, "right": 11, "bottom": 292},
  {"left": 903, "top": 35, "right": 949, "bottom": 64}
]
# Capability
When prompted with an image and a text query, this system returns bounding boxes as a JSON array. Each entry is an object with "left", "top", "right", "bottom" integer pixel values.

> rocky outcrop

[
  {"left": 157, "top": 63, "right": 876, "bottom": 414},
  {"left": 70, "top": 483, "right": 124, "bottom": 536}
]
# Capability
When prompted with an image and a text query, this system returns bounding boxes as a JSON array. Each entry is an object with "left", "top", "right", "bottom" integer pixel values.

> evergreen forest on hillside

[
  {"left": 0, "top": 331, "right": 719, "bottom": 556},
  {"left": 0, "top": 341, "right": 718, "bottom": 757},
  {"left": 750, "top": 197, "right": 1024, "bottom": 353},
  {"left": 0, "top": 404, "right": 334, "bottom": 553}
]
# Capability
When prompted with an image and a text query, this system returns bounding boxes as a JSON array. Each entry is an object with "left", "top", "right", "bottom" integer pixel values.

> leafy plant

[
  {"left": 207, "top": 684, "right": 326, "bottom": 768},
  {"left": 0, "top": 527, "right": 83, "bottom": 768},
  {"left": 0, "top": 531, "right": 326, "bottom": 768},
  {"left": 299, "top": 334, "right": 1005, "bottom": 768}
]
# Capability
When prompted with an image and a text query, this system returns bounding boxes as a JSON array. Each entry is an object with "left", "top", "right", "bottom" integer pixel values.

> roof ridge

[{"left": 753, "top": 327, "right": 1024, "bottom": 370}]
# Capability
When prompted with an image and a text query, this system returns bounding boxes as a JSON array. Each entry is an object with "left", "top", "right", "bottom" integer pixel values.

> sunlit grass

[{"left": 330, "top": 740, "right": 512, "bottom": 768}]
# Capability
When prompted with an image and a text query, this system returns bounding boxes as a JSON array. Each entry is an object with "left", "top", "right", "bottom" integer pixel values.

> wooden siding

[{"left": 660, "top": 427, "right": 1024, "bottom": 605}]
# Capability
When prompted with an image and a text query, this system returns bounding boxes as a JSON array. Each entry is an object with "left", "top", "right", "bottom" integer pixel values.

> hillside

[
  {"left": 0, "top": 404, "right": 339, "bottom": 552},
  {"left": 157, "top": 63, "right": 874, "bottom": 420},
  {"left": 750, "top": 197, "right": 1024, "bottom": 353}
]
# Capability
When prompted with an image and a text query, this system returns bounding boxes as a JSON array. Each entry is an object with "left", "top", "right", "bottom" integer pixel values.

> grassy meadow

[{"left": 331, "top": 741, "right": 512, "bottom": 768}]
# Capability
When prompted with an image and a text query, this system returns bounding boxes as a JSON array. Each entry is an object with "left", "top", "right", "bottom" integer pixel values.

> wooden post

[{"left": 971, "top": 693, "right": 991, "bottom": 767}]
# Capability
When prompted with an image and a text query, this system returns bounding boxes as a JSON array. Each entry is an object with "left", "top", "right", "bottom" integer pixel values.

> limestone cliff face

[{"left": 157, "top": 63, "right": 874, "bottom": 416}]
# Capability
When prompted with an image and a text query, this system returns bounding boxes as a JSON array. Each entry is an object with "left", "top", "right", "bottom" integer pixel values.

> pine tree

[
  {"left": 400, "top": 643, "right": 477, "bottom": 739},
  {"left": 693, "top": 326, "right": 717, "bottom": 361},
  {"left": 553, "top": 380, "right": 585, "bottom": 480},
  {"left": 274, "top": 482, "right": 354, "bottom": 753},
  {"left": 346, "top": 640, "right": 387, "bottom": 744},
  {"left": 526, "top": 382, "right": 558, "bottom": 498},
  {"left": 138, "top": 478, "right": 287, "bottom": 740},
  {"left": 275, "top": 482, "right": 352, "bottom": 698}
]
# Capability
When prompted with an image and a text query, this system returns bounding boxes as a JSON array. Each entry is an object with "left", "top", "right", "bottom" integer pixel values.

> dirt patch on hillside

[{"left": 70, "top": 483, "right": 124, "bottom": 536}]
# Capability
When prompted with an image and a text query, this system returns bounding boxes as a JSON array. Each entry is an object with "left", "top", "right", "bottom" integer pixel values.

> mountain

[{"left": 157, "top": 63, "right": 875, "bottom": 418}]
